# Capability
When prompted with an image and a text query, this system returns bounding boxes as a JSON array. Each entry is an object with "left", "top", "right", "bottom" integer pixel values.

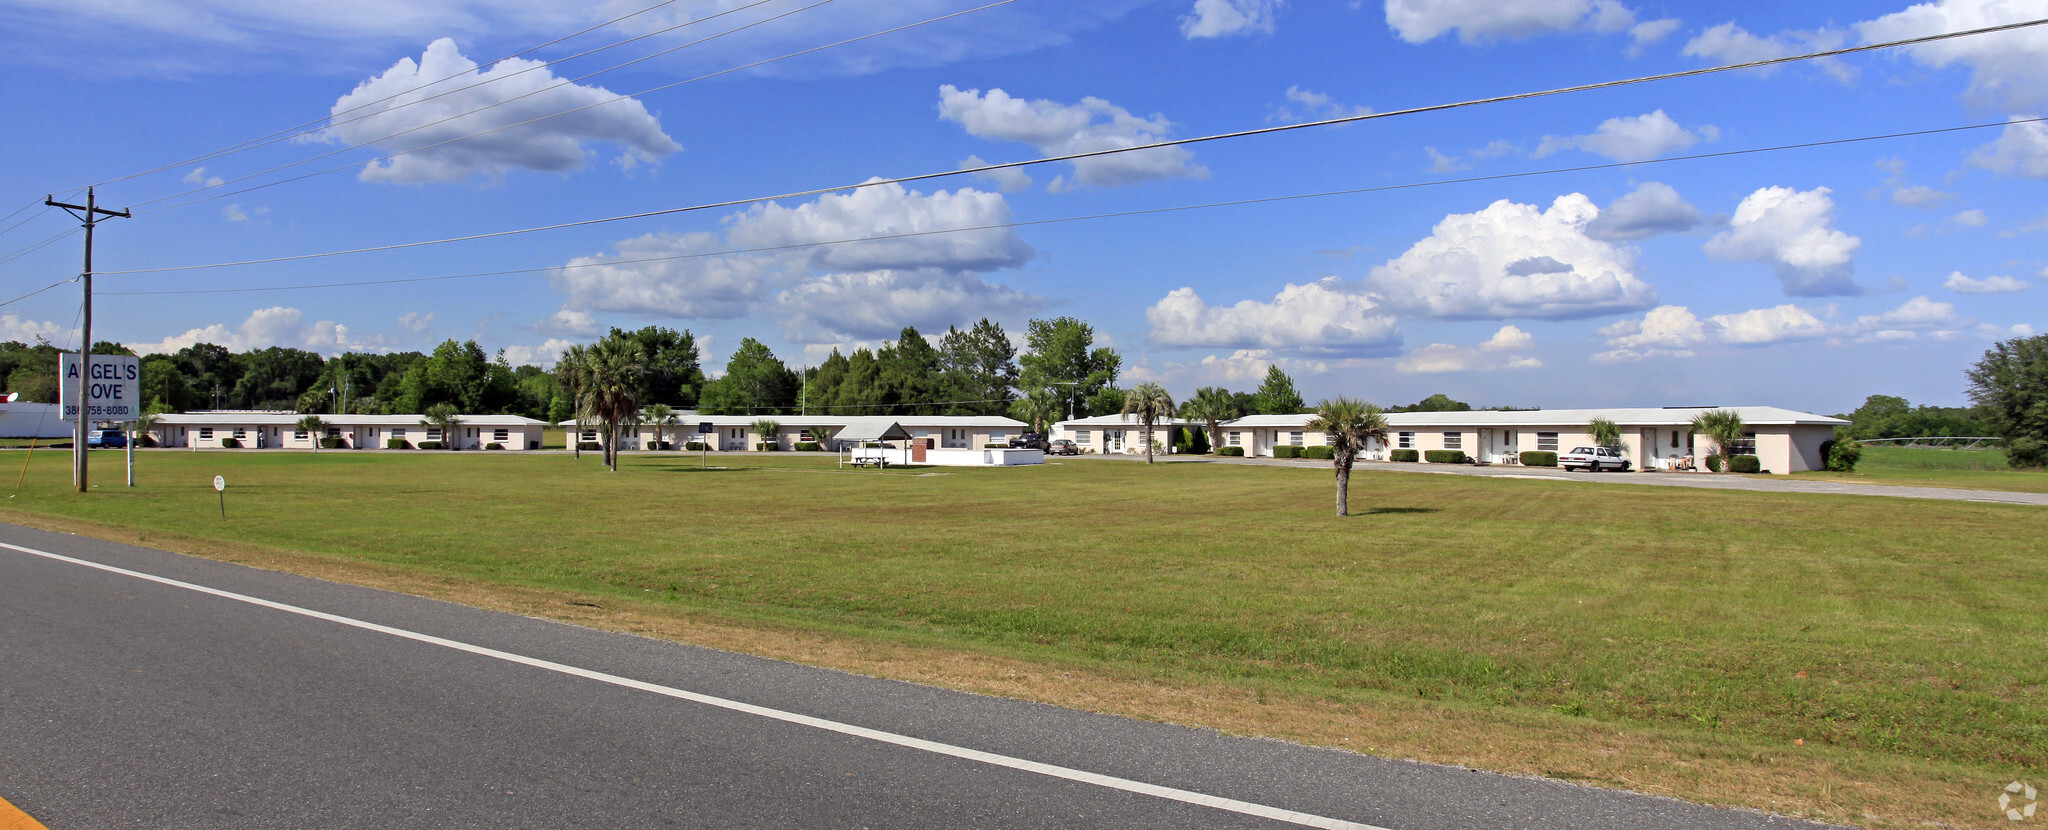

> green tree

[
  {"left": 232, "top": 346, "right": 325, "bottom": 410},
  {"left": 1966, "top": 333, "right": 2048, "bottom": 468},
  {"left": 1010, "top": 391, "right": 1061, "bottom": 434},
  {"left": 1587, "top": 417, "right": 1622, "bottom": 448},
  {"left": 1250, "top": 365, "right": 1305, "bottom": 415},
  {"left": 802, "top": 349, "right": 851, "bottom": 415},
  {"left": 938, "top": 319, "right": 1018, "bottom": 416},
  {"left": 554, "top": 344, "right": 590, "bottom": 460},
  {"left": 752, "top": 418, "right": 781, "bottom": 450},
  {"left": 1393, "top": 393, "right": 1473, "bottom": 413},
  {"left": 699, "top": 338, "right": 797, "bottom": 415},
  {"left": 1180, "top": 386, "right": 1240, "bottom": 455},
  {"left": 578, "top": 335, "right": 649, "bottom": 471},
  {"left": 1121, "top": 382, "right": 1177, "bottom": 464},
  {"left": 174, "top": 343, "right": 239, "bottom": 409},
  {"left": 611, "top": 325, "right": 705, "bottom": 408},
  {"left": 645, "top": 403, "right": 678, "bottom": 450},
  {"left": 396, "top": 340, "right": 495, "bottom": 414},
  {"left": 1016, "top": 317, "right": 1119, "bottom": 417},
  {"left": 878, "top": 327, "right": 943, "bottom": 415},
  {"left": 1691, "top": 409, "right": 1746, "bottom": 473},
  {"left": 1307, "top": 397, "right": 1390, "bottom": 517},
  {"left": 296, "top": 414, "right": 327, "bottom": 453},
  {"left": 420, "top": 403, "right": 462, "bottom": 450}
]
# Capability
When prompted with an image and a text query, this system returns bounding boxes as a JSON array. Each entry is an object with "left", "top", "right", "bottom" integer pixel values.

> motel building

[
  {"left": 1055, "top": 406, "right": 1849, "bottom": 474},
  {"left": 150, "top": 411, "right": 551, "bottom": 450},
  {"left": 1048, "top": 413, "right": 1196, "bottom": 456},
  {"left": 557, "top": 413, "right": 1032, "bottom": 453}
]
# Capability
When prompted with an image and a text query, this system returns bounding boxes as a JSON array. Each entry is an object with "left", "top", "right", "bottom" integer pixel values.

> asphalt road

[{"left": 0, "top": 523, "right": 1843, "bottom": 829}]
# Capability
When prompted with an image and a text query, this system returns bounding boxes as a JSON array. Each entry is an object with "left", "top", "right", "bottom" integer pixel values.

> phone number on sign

[{"left": 64, "top": 404, "right": 137, "bottom": 418}]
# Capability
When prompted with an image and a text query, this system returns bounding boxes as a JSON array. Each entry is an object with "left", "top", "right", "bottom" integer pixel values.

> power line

[
  {"left": 99, "top": 116, "right": 2045, "bottom": 297},
  {"left": 134, "top": 0, "right": 1016, "bottom": 218},
  {"left": 96, "top": 16, "right": 2048, "bottom": 277},
  {"left": 128, "top": 0, "right": 812, "bottom": 210},
  {"left": 0, "top": 278, "right": 75, "bottom": 311},
  {"left": 0, "top": 228, "right": 80, "bottom": 269},
  {"left": 85, "top": 0, "right": 697, "bottom": 191}
]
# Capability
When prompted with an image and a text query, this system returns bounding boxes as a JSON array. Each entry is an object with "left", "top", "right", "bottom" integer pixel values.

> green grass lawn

[
  {"left": 1792, "top": 445, "right": 2048, "bottom": 493},
  {"left": 2, "top": 449, "right": 2043, "bottom": 827}
]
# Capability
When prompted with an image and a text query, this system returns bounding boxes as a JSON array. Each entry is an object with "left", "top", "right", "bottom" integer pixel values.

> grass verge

[
  {"left": 1792, "top": 446, "right": 2048, "bottom": 493},
  {"left": 2, "top": 450, "right": 2042, "bottom": 828}
]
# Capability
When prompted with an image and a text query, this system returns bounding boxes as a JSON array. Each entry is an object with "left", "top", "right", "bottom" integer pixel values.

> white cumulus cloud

[
  {"left": 1534, "top": 110, "right": 1717, "bottom": 162},
  {"left": 1270, "top": 86, "right": 1373, "bottom": 123},
  {"left": 1890, "top": 185, "right": 1958, "bottom": 208},
  {"left": 1682, "top": 22, "right": 1853, "bottom": 80},
  {"left": 958, "top": 155, "right": 1033, "bottom": 192},
  {"left": 1144, "top": 278, "right": 1402, "bottom": 357},
  {"left": 1626, "top": 18, "right": 1682, "bottom": 56},
  {"left": 1586, "top": 181, "right": 1705, "bottom": 240},
  {"left": 1944, "top": 271, "right": 2031, "bottom": 293},
  {"left": 1710, "top": 304, "right": 1830, "bottom": 344},
  {"left": 0, "top": 313, "right": 71, "bottom": 346},
  {"left": 938, "top": 85, "right": 1208, "bottom": 191},
  {"left": 776, "top": 269, "right": 1046, "bottom": 343},
  {"left": 1396, "top": 325, "right": 1542, "bottom": 374},
  {"left": 1857, "top": 0, "right": 2048, "bottom": 110},
  {"left": 499, "top": 338, "right": 581, "bottom": 369},
  {"left": 1181, "top": 0, "right": 1283, "bottom": 38},
  {"left": 726, "top": 180, "right": 1034, "bottom": 275},
  {"left": 1365, "top": 193, "right": 1659, "bottom": 319},
  {"left": 126, "top": 307, "right": 383, "bottom": 356},
  {"left": 1704, "top": 186, "right": 1862, "bottom": 296},
  {"left": 1967, "top": 118, "right": 2048, "bottom": 179},
  {"left": 1384, "top": 0, "right": 1635, "bottom": 44},
  {"left": 323, "top": 38, "right": 680, "bottom": 184}
]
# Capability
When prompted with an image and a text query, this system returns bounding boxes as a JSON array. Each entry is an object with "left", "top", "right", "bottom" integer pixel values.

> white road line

[{"left": 2, "top": 540, "right": 1389, "bottom": 830}]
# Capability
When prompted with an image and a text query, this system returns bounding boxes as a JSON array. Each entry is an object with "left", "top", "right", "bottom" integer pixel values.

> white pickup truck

[{"left": 1559, "top": 445, "right": 1632, "bottom": 472}]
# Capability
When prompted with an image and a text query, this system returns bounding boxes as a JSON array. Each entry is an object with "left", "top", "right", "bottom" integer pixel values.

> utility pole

[{"left": 47, "top": 187, "right": 131, "bottom": 494}]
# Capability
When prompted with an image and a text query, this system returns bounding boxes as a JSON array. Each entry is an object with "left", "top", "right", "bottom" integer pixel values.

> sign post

[
  {"left": 213, "top": 475, "right": 226, "bottom": 520},
  {"left": 60, "top": 353, "right": 140, "bottom": 492},
  {"left": 698, "top": 422, "right": 713, "bottom": 468}
]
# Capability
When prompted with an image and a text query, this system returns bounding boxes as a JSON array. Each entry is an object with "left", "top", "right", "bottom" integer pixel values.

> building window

[
  {"left": 198, "top": 428, "right": 213, "bottom": 440},
  {"left": 1731, "top": 432, "right": 1757, "bottom": 456},
  {"left": 1227, "top": 431, "right": 1242, "bottom": 446},
  {"left": 233, "top": 428, "right": 246, "bottom": 439},
  {"left": 1074, "top": 430, "right": 1090, "bottom": 443},
  {"left": 392, "top": 428, "right": 407, "bottom": 438},
  {"left": 1443, "top": 432, "right": 1462, "bottom": 450},
  {"left": 1289, "top": 431, "right": 1303, "bottom": 446},
  {"left": 293, "top": 430, "right": 308, "bottom": 440},
  {"left": 1324, "top": 432, "right": 1337, "bottom": 446},
  {"left": 493, "top": 428, "right": 509, "bottom": 442},
  {"left": 1397, "top": 432, "right": 1414, "bottom": 449},
  {"left": 1671, "top": 430, "right": 1680, "bottom": 449},
  {"left": 990, "top": 430, "right": 1006, "bottom": 443},
  {"left": 326, "top": 427, "right": 342, "bottom": 437},
  {"left": 1537, "top": 432, "right": 1559, "bottom": 452},
  {"left": 426, "top": 428, "right": 442, "bottom": 440},
  {"left": 1505, "top": 430, "right": 1517, "bottom": 445},
  {"left": 581, "top": 430, "right": 598, "bottom": 442}
]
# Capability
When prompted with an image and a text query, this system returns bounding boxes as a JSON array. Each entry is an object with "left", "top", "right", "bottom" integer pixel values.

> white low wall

[{"left": 924, "top": 448, "right": 1044, "bottom": 467}]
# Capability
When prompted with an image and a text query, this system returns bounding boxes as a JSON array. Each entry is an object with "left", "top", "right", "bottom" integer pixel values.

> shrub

[
  {"left": 418, "top": 441, "right": 445, "bottom": 450},
  {"left": 386, "top": 438, "right": 411, "bottom": 449},
  {"left": 485, "top": 443, "right": 504, "bottom": 451},
  {"left": 758, "top": 444, "right": 781, "bottom": 452},
  {"left": 220, "top": 438, "right": 241, "bottom": 449},
  {"left": 1424, "top": 449, "right": 1468, "bottom": 464},
  {"left": 320, "top": 437, "right": 346, "bottom": 449},
  {"left": 795, "top": 442, "right": 822, "bottom": 452},
  {"left": 1705, "top": 454, "right": 1723, "bottom": 472},
  {"left": 1217, "top": 446, "right": 1245, "bottom": 456},
  {"left": 1300, "top": 446, "right": 1334, "bottom": 460},
  {"left": 984, "top": 443, "right": 1008, "bottom": 449},
  {"left": 1731, "top": 454, "right": 1762, "bottom": 474},
  {"left": 1389, "top": 449, "right": 1419, "bottom": 463},
  {"left": 1519, "top": 451, "right": 1558, "bottom": 467},
  {"left": 1823, "top": 439, "right": 1861, "bottom": 472},
  {"left": 578, "top": 441, "right": 604, "bottom": 451},
  {"left": 646, "top": 441, "right": 672, "bottom": 451},
  {"left": 685, "top": 441, "right": 706, "bottom": 451},
  {"left": 1274, "top": 445, "right": 1301, "bottom": 458}
]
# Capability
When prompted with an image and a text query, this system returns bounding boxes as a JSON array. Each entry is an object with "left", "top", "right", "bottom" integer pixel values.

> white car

[{"left": 1559, "top": 446, "right": 1631, "bottom": 472}]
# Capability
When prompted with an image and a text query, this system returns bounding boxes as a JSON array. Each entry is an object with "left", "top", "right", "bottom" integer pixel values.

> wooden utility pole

[{"left": 47, "top": 186, "right": 131, "bottom": 493}]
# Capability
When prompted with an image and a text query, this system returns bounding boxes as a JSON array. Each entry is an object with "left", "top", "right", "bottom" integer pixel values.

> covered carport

[{"left": 835, "top": 421, "right": 913, "bottom": 468}]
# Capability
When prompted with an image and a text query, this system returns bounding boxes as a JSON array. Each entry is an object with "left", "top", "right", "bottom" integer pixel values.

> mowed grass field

[
  {"left": 1793, "top": 445, "right": 2048, "bottom": 493},
  {"left": 3, "top": 449, "right": 2044, "bottom": 828}
]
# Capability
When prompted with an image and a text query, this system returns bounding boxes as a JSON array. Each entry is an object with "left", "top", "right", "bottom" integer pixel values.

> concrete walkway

[{"left": 1212, "top": 456, "right": 2048, "bottom": 506}]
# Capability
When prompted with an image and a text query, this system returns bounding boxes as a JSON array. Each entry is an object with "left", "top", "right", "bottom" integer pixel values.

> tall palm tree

[
  {"left": 1011, "top": 392, "right": 1060, "bottom": 435},
  {"left": 555, "top": 344, "right": 590, "bottom": 460},
  {"left": 1587, "top": 417, "right": 1622, "bottom": 449},
  {"left": 420, "top": 403, "right": 461, "bottom": 450},
  {"left": 580, "top": 335, "right": 650, "bottom": 471},
  {"left": 1691, "top": 408, "right": 1745, "bottom": 473},
  {"left": 1180, "top": 386, "right": 1239, "bottom": 455},
  {"left": 296, "top": 414, "right": 326, "bottom": 453},
  {"left": 645, "top": 403, "right": 677, "bottom": 450},
  {"left": 1121, "top": 382, "right": 1177, "bottom": 464},
  {"left": 1307, "top": 397, "right": 1389, "bottom": 517},
  {"left": 752, "top": 418, "right": 781, "bottom": 451}
]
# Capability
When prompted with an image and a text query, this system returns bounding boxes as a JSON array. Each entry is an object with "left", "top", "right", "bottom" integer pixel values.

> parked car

[
  {"left": 1559, "top": 445, "right": 1631, "bottom": 472},
  {"left": 85, "top": 429, "right": 127, "bottom": 449},
  {"left": 1046, "top": 439, "right": 1080, "bottom": 456},
  {"left": 1008, "top": 432, "right": 1050, "bottom": 451}
]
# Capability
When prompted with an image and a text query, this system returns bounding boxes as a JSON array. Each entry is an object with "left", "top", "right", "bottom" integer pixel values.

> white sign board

[
  {"left": 58, "top": 353, "right": 142, "bottom": 422},
  {"left": 213, "top": 475, "right": 226, "bottom": 492}
]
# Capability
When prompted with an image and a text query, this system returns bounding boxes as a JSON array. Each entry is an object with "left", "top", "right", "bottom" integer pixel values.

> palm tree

[
  {"left": 752, "top": 418, "right": 781, "bottom": 451},
  {"left": 134, "top": 406, "right": 164, "bottom": 449},
  {"left": 1121, "top": 382, "right": 1177, "bottom": 464},
  {"left": 1691, "top": 408, "right": 1745, "bottom": 473},
  {"left": 420, "top": 403, "right": 461, "bottom": 450},
  {"left": 1307, "top": 397, "right": 1390, "bottom": 517},
  {"left": 1587, "top": 417, "right": 1622, "bottom": 449},
  {"left": 1010, "top": 392, "right": 1060, "bottom": 435},
  {"left": 1180, "top": 386, "right": 1239, "bottom": 455},
  {"left": 645, "top": 403, "right": 677, "bottom": 450},
  {"left": 555, "top": 344, "right": 589, "bottom": 460},
  {"left": 296, "top": 413, "right": 326, "bottom": 453},
  {"left": 579, "top": 335, "right": 650, "bottom": 471}
]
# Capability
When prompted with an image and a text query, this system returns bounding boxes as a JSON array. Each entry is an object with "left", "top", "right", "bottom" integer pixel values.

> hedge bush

[
  {"left": 648, "top": 441, "right": 673, "bottom": 451},
  {"left": 418, "top": 441, "right": 446, "bottom": 450},
  {"left": 1388, "top": 449, "right": 1419, "bottom": 462},
  {"left": 1520, "top": 451, "right": 1558, "bottom": 467},
  {"left": 386, "top": 438, "right": 411, "bottom": 449},
  {"left": 1731, "top": 454, "right": 1762, "bottom": 474},
  {"left": 1424, "top": 449, "right": 1468, "bottom": 464},
  {"left": 220, "top": 438, "right": 241, "bottom": 449},
  {"left": 320, "top": 437, "right": 346, "bottom": 449},
  {"left": 795, "top": 442, "right": 822, "bottom": 452},
  {"left": 578, "top": 441, "right": 604, "bottom": 451},
  {"left": 1217, "top": 446, "right": 1245, "bottom": 456},
  {"left": 685, "top": 441, "right": 706, "bottom": 451},
  {"left": 1706, "top": 454, "right": 1723, "bottom": 472},
  {"left": 1300, "top": 446, "right": 1334, "bottom": 460},
  {"left": 1823, "top": 438, "right": 1861, "bottom": 472},
  {"left": 485, "top": 443, "right": 504, "bottom": 451},
  {"left": 1274, "top": 445, "right": 1301, "bottom": 458}
]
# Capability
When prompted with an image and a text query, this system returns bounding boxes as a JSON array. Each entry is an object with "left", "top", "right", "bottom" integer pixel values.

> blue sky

[{"left": 0, "top": 0, "right": 2043, "bottom": 414}]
